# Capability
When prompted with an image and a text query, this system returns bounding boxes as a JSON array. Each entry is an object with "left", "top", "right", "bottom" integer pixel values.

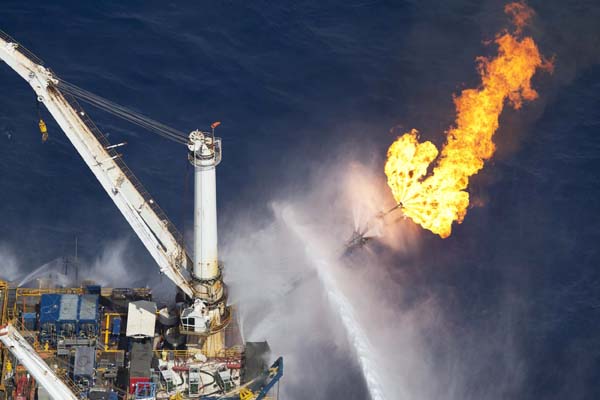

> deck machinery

[{"left": 0, "top": 30, "right": 283, "bottom": 400}]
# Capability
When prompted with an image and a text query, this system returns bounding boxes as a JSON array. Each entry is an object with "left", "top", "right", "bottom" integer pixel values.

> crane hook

[
  {"left": 38, "top": 119, "right": 48, "bottom": 142},
  {"left": 36, "top": 98, "right": 48, "bottom": 142}
]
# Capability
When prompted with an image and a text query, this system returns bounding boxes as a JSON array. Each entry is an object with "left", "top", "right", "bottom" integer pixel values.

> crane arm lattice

[{"left": 0, "top": 29, "right": 195, "bottom": 297}]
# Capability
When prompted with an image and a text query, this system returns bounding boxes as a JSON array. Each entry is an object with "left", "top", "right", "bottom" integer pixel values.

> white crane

[
  {"left": 0, "top": 324, "right": 79, "bottom": 400},
  {"left": 0, "top": 29, "right": 288, "bottom": 400},
  {"left": 0, "top": 29, "right": 227, "bottom": 341}
]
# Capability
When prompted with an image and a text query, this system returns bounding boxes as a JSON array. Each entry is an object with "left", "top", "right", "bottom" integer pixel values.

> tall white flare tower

[
  {"left": 186, "top": 129, "right": 227, "bottom": 353},
  {"left": 187, "top": 129, "right": 221, "bottom": 285}
]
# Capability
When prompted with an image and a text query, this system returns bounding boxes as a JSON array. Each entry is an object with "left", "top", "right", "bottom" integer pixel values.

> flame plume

[{"left": 384, "top": 2, "right": 551, "bottom": 238}]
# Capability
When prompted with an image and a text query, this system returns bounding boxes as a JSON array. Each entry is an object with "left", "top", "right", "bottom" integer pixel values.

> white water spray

[
  {"left": 16, "top": 258, "right": 70, "bottom": 287},
  {"left": 282, "top": 207, "right": 387, "bottom": 400}
]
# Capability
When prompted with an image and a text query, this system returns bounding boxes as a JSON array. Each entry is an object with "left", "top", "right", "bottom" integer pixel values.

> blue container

[
  {"left": 73, "top": 346, "right": 95, "bottom": 377},
  {"left": 86, "top": 285, "right": 101, "bottom": 295},
  {"left": 111, "top": 317, "right": 121, "bottom": 336},
  {"left": 58, "top": 294, "right": 79, "bottom": 322},
  {"left": 23, "top": 312, "right": 37, "bottom": 330},
  {"left": 78, "top": 294, "right": 99, "bottom": 322},
  {"left": 78, "top": 294, "right": 100, "bottom": 337},
  {"left": 39, "top": 294, "right": 61, "bottom": 323},
  {"left": 57, "top": 294, "right": 79, "bottom": 337}
]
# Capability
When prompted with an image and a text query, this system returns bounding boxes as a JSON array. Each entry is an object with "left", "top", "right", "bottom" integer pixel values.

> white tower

[
  {"left": 185, "top": 128, "right": 227, "bottom": 350},
  {"left": 187, "top": 129, "right": 221, "bottom": 284}
]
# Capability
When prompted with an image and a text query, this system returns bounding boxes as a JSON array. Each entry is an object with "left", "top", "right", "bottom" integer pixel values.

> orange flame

[
  {"left": 384, "top": 2, "right": 551, "bottom": 238},
  {"left": 504, "top": 1, "right": 535, "bottom": 35}
]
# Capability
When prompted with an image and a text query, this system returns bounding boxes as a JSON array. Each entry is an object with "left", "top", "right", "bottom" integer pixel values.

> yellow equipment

[
  {"left": 38, "top": 119, "right": 48, "bottom": 142},
  {"left": 239, "top": 388, "right": 255, "bottom": 400}
]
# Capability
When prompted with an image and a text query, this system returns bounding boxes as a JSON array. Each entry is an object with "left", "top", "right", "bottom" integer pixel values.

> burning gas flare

[{"left": 385, "top": 2, "right": 551, "bottom": 238}]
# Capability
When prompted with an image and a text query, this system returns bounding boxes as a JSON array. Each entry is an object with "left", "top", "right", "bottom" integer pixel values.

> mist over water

[
  {"left": 1, "top": 157, "right": 536, "bottom": 400},
  {"left": 0, "top": 239, "right": 176, "bottom": 304},
  {"left": 220, "top": 154, "right": 549, "bottom": 399},
  {"left": 1, "top": 1, "right": 600, "bottom": 398},
  {"left": 16, "top": 258, "right": 71, "bottom": 288},
  {"left": 220, "top": 159, "right": 480, "bottom": 399},
  {"left": 282, "top": 206, "right": 387, "bottom": 400},
  {"left": 0, "top": 158, "right": 539, "bottom": 400},
  {"left": 0, "top": 243, "right": 20, "bottom": 281}
]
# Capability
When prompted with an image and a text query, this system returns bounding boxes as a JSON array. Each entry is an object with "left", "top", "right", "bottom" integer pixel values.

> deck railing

[{"left": 59, "top": 89, "right": 188, "bottom": 263}]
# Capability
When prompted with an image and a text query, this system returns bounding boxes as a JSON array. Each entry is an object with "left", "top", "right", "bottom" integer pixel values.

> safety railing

[
  {"left": 0, "top": 347, "right": 9, "bottom": 392},
  {"left": 0, "top": 281, "right": 8, "bottom": 326},
  {"left": 153, "top": 346, "right": 243, "bottom": 361},
  {"left": 56, "top": 88, "right": 189, "bottom": 266},
  {"left": 6, "top": 319, "right": 87, "bottom": 398},
  {"left": 15, "top": 287, "right": 84, "bottom": 297},
  {"left": 6, "top": 288, "right": 17, "bottom": 321},
  {"left": 100, "top": 287, "right": 152, "bottom": 300},
  {"left": 12, "top": 288, "right": 84, "bottom": 325}
]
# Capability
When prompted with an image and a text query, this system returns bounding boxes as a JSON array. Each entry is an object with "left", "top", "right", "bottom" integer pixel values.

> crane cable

[{"left": 56, "top": 79, "right": 188, "bottom": 145}]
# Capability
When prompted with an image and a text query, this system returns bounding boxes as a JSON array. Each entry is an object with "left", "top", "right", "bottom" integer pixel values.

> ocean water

[{"left": 1, "top": 1, "right": 600, "bottom": 399}]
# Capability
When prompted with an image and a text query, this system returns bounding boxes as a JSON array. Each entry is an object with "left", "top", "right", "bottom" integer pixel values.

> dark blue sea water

[{"left": 1, "top": 1, "right": 600, "bottom": 399}]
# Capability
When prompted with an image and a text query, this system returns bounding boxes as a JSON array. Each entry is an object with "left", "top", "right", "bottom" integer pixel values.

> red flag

[{"left": 211, "top": 121, "right": 221, "bottom": 129}]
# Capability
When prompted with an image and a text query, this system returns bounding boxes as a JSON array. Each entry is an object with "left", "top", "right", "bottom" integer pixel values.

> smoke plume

[
  {"left": 222, "top": 154, "right": 530, "bottom": 399},
  {"left": 0, "top": 242, "right": 20, "bottom": 281}
]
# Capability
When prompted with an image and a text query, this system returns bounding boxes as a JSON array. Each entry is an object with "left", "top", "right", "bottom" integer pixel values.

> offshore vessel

[{"left": 0, "top": 30, "right": 283, "bottom": 400}]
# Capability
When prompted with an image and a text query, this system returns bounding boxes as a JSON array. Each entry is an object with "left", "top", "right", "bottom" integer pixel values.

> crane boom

[
  {"left": 0, "top": 31, "right": 195, "bottom": 297},
  {"left": 0, "top": 324, "right": 78, "bottom": 400}
]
